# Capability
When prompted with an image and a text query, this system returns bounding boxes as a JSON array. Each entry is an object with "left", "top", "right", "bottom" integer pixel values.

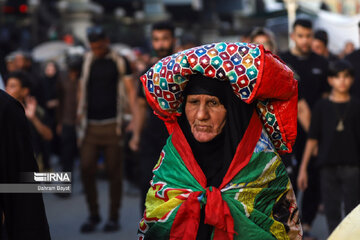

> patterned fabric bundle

[
  {"left": 138, "top": 42, "right": 302, "bottom": 239},
  {"left": 140, "top": 42, "right": 297, "bottom": 154}
]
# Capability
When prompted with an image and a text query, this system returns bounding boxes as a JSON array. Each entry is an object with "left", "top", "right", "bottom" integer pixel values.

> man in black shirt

[
  {"left": 129, "top": 21, "right": 176, "bottom": 214},
  {"left": 345, "top": 21, "right": 360, "bottom": 98},
  {"left": 312, "top": 29, "right": 339, "bottom": 63},
  {"left": 77, "top": 26, "right": 137, "bottom": 233},
  {"left": 279, "top": 19, "right": 328, "bottom": 238}
]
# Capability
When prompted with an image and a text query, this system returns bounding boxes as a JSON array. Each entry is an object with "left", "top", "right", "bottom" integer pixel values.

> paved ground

[
  {"left": 43, "top": 159, "right": 142, "bottom": 240},
  {"left": 43, "top": 160, "right": 330, "bottom": 240}
]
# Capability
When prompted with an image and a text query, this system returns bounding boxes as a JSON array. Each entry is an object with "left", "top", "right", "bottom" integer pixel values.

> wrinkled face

[
  {"left": 291, "top": 25, "right": 313, "bottom": 55},
  {"left": 311, "top": 39, "right": 326, "bottom": 56},
  {"left": 328, "top": 70, "right": 353, "bottom": 94},
  {"left": 151, "top": 29, "right": 175, "bottom": 58},
  {"left": 89, "top": 38, "right": 109, "bottom": 58},
  {"left": 6, "top": 78, "right": 28, "bottom": 101},
  {"left": 185, "top": 94, "right": 227, "bottom": 143}
]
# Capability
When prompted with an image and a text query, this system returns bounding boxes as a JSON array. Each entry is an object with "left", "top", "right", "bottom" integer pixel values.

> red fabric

[
  {"left": 169, "top": 188, "right": 237, "bottom": 240},
  {"left": 205, "top": 187, "right": 236, "bottom": 240},
  {"left": 169, "top": 192, "right": 202, "bottom": 240},
  {"left": 220, "top": 111, "right": 262, "bottom": 189},
  {"left": 169, "top": 111, "right": 262, "bottom": 239},
  {"left": 140, "top": 45, "right": 298, "bottom": 155},
  {"left": 248, "top": 50, "right": 296, "bottom": 102},
  {"left": 171, "top": 122, "right": 207, "bottom": 188},
  {"left": 246, "top": 50, "right": 298, "bottom": 154}
]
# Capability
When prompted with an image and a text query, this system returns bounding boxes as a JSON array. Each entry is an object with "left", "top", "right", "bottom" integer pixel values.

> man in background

[
  {"left": 279, "top": 18, "right": 328, "bottom": 240},
  {"left": 130, "top": 21, "right": 177, "bottom": 214},
  {"left": 345, "top": 21, "right": 360, "bottom": 98},
  {"left": 311, "top": 29, "right": 338, "bottom": 63},
  {"left": 77, "top": 26, "right": 137, "bottom": 233}
]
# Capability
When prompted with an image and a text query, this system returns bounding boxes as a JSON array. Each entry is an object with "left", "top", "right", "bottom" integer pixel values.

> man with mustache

[{"left": 130, "top": 21, "right": 176, "bottom": 213}]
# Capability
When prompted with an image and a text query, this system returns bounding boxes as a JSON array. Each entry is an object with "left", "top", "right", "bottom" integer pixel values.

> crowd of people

[{"left": 0, "top": 18, "right": 359, "bottom": 239}]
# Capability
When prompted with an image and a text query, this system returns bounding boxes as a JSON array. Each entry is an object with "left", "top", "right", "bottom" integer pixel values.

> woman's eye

[
  {"left": 188, "top": 100, "right": 199, "bottom": 104},
  {"left": 209, "top": 100, "right": 218, "bottom": 106}
]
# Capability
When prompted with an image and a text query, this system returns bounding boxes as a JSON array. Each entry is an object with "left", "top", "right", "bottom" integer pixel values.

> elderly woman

[{"left": 137, "top": 42, "right": 302, "bottom": 240}]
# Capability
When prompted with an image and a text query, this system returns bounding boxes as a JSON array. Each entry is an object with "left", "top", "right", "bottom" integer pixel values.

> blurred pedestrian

[
  {"left": 311, "top": 29, "right": 338, "bottom": 62},
  {"left": 176, "top": 32, "right": 199, "bottom": 52},
  {"left": 129, "top": 21, "right": 176, "bottom": 214},
  {"left": 298, "top": 59, "right": 360, "bottom": 234},
  {"left": 5, "top": 71, "right": 53, "bottom": 165},
  {"left": 41, "top": 61, "right": 60, "bottom": 121},
  {"left": 40, "top": 60, "right": 61, "bottom": 168},
  {"left": 56, "top": 52, "right": 83, "bottom": 198},
  {"left": 279, "top": 18, "right": 328, "bottom": 240},
  {"left": 240, "top": 28, "right": 252, "bottom": 43},
  {"left": 345, "top": 21, "right": 360, "bottom": 98},
  {"left": 11, "top": 51, "right": 52, "bottom": 170},
  {"left": 77, "top": 26, "right": 137, "bottom": 233},
  {"left": 0, "top": 89, "right": 51, "bottom": 240},
  {"left": 250, "top": 27, "right": 277, "bottom": 53},
  {"left": 340, "top": 41, "right": 355, "bottom": 59},
  {"left": 4, "top": 53, "right": 16, "bottom": 76}
]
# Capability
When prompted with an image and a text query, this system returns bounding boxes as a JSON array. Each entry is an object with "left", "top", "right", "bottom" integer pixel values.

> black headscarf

[{"left": 178, "top": 74, "right": 254, "bottom": 188}]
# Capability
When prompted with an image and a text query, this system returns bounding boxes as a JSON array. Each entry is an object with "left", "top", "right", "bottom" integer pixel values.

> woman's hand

[
  {"left": 297, "top": 168, "right": 308, "bottom": 192},
  {"left": 129, "top": 134, "right": 140, "bottom": 152},
  {"left": 25, "top": 96, "right": 37, "bottom": 121}
]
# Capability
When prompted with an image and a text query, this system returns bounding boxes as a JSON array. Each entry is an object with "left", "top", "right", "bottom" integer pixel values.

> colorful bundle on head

[{"left": 140, "top": 42, "right": 298, "bottom": 154}]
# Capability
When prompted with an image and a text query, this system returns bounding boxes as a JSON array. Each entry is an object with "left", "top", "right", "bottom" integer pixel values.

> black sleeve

[
  {"left": 354, "top": 100, "right": 360, "bottom": 152},
  {"left": 137, "top": 83, "right": 145, "bottom": 99},
  {"left": 0, "top": 96, "right": 51, "bottom": 240},
  {"left": 55, "top": 78, "right": 64, "bottom": 124},
  {"left": 122, "top": 56, "right": 133, "bottom": 75},
  {"left": 321, "top": 59, "right": 330, "bottom": 94},
  {"left": 308, "top": 100, "right": 323, "bottom": 140}
]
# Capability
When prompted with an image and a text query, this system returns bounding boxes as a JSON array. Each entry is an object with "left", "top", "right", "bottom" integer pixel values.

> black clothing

[
  {"left": 279, "top": 51, "right": 328, "bottom": 109},
  {"left": 41, "top": 73, "right": 59, "bottom": 110},
  {"left": 137, "top": 84, "right": 168, "bottom": 213},
  {"left": 327, "top": 52, "right": 339, "bottom": 63},
  {"left": 87, "top": 58, "right": 118, "bottom": 120},
  {"left": 279, "top": 51, "right": 328, "bottom": 226},
  {"left": 320, "top": 166, "right": 359, "bottom": 232},
  {"left": 308, "top": 98, "right": 360, "bottom": 167},
  {"left": 178, "top": 75, "right": 253, "bottom": 240},
  {"left": 179, "top": 75, "right": 253, "bottom": 187},
  {"left": 60, "top": 124, "right": 77, "bottom": 172},
  {"left": 345, "top": 50, "right": 360, "bottom": 98},
  {"left": 87, "top": 57, "right": 132, "bottom": 120},
  {"left": 301, "top": 160, "right": 320, "bottom": 225},
  {"left": 57, "top": 73, "right": 78, "bottom": 126},
  {"left": 0, "top": 90, "right": 51, "bottom": 240}
]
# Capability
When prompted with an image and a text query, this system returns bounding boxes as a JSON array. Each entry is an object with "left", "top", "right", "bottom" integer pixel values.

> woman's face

[
  {"left": 45, "top": 62, "right": 57, "bottom": 77},
  {"left": 185, "top": 94, "right": 227, "bottom": 142}
]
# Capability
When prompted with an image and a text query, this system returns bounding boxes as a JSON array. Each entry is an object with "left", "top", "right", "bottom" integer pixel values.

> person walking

[{"left": 77, "top": 26, "right": 137, "bottom": 233}]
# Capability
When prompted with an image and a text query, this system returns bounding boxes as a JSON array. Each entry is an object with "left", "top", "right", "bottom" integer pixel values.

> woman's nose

[{"left": 196, "top": 104, "right": 210, "bottom": 120}]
